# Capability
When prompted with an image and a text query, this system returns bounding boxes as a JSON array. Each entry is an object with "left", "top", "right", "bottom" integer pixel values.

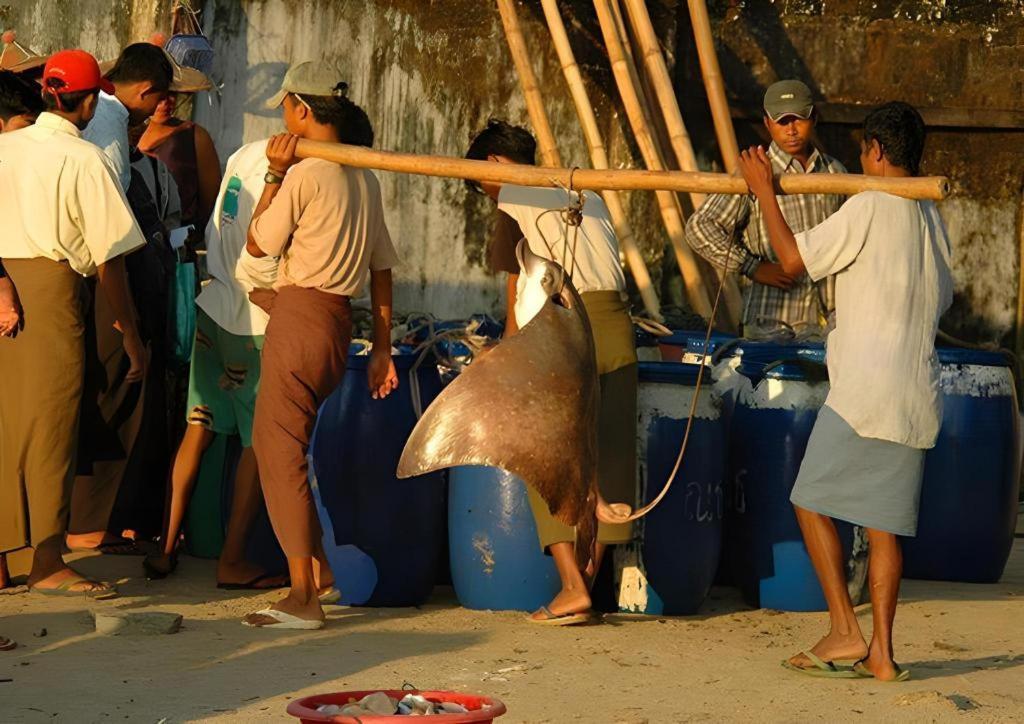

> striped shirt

[{"left": 685, "top": 143, "right": 847, "bottom": 336}]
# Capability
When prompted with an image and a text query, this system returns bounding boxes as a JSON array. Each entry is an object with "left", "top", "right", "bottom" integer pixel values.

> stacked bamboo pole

[
  {"left": 496, "top": 0, "right": 661, "bottom": 319},
  {"left": 495, "top": 0, "right": 562, "bottom": 167},
  {"left": 620, "top": 0, "right": 744, "bottom": 326},
  {"left": 621, "top": 0, "right": 703, "bottom": 208},
  {"left": 538, "top": 0, "right": 661, "bottom": 320},
  {"left": 687, "top": 0, "right": 740, "bottom": 173},
  {"left": 593, "top": 0, "right": 713, "bottom": 318}
]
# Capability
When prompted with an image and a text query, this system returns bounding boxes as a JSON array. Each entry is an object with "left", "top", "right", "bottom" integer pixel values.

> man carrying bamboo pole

[
  {"left": 466, "top": 119, "right": 637, "bottom": 625},
  {"left": 685, "top": 80, "right": 846, "bottom": 338}
]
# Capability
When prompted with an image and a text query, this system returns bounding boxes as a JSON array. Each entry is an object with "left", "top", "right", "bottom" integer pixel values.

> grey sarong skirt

[{"left": 790, "top": 405, "right": 926, "bottom": 537}]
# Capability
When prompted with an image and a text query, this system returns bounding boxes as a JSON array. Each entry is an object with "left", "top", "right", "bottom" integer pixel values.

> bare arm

[
  {"left": 95, "top": 255, "right": 146, "bottom": 382},
  {"left": 0, "top": 260, "right": 22, "bottom": 338},
  {"left": 737, "top": 146, "right": 806, "bottom": 278},
  {"left": 193, "top": 125, "right": 223, "bottom": 230},
  {"left": 368, "top": 268, "right": 398, "bottom": 399},
  {"left": 246, "top": 134, "right": 299, "bottom": 259}
]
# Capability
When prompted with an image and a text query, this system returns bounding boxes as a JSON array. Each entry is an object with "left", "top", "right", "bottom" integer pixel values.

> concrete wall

[
  {"left": 192, "top": 0, "right": 671, "bottom": 318},
  {"left": 2, "top": 0, "right": 1020, "bottom": 342}
]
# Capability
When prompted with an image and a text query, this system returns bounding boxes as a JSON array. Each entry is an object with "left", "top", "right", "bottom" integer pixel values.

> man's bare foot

[
  {"left": 0, "top": 635, "right": 16, "bottom": 651},
  {"left": 856, "top": 643, "right": 907, "bottom": 681},
  {"left": 66, "top": 532, "right": 141, "bottom": 554},
  {"left": 217, "top": 560, "right": 288, "bottom": 589},
  {"left": 529, "top": 587, "right": 591, "bottom": 621},
  {"left": 242, "top": 591, "right": 325, "bottom": 627},
  {"left": 788, "top": 630, "right": 868, "bottom": 670}
]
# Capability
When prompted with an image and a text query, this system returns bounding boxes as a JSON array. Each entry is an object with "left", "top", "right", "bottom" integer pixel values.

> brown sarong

[
  {"left": 0, "top": 258, "right": 85, "bottom": 554},
  {"left": 526, "top": 290, "right": 638, "bottom": 551},
  {"left": 252, "top": 286, "right": 352, "bottom": 558}
]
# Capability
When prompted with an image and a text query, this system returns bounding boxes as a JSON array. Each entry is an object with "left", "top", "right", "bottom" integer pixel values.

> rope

[
  {"left": 405, "top": 315, "right": 494, "bottom": 419},
  {"left": 606, "top": 195, "right": 747, "bottom": 523}
]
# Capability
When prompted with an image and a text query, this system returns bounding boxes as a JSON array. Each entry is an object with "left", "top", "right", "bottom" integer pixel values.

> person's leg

[
  {"left": 216, "top": 446, "right": 286, "bottom": 587},
  {"left": 165, "top": 424, "right": 218, "bottom": 550},
  {"left": 523, "top": 483, "right": 592, "bottom": 619},
  {"left": 244, "top": 289, "right": 350, "bottom": 626},
  {"left": 0, "top": 554, "right": 8, "bottom": 589},
  {"left": 787, "top": 505, "right": 867, "bottom": 668},
  {"left": 858, "top": 528, "right": 905, "bottom": 681}
]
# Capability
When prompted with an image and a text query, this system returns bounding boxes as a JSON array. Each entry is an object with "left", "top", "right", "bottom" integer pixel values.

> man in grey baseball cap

[
  {"left": 265, "top": 60, "right": 347, "bottom": 109},
  {"left": 685, "top": 78, "right": 848, "bottom": 338},
  {"left": 763, "top": 79, "right": 815, "bottom": 122}
]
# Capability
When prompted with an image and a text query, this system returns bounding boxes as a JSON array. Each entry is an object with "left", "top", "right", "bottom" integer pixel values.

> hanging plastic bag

[{"left": 169, "top": 253, "right": 196, "bottom": 367}]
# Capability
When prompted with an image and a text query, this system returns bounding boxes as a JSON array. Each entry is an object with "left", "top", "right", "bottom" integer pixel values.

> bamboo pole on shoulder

[
  {"left": 621, "top": 0, "right": 743, "bottom": 327},
  {"left": 538, "top": 0, "right": 661, "bottom": 320},
  {"left": 293, "top": 140, "right": 950, "bottom": 199},
  {"left": 687, "top": 0, "right": 740, "bottom": 173},
  {"left": 496, "top": 0, "right": 562, "bottom": 167},
  {"left": 594, "top": 0, "right": 713, "bottom": 318}
]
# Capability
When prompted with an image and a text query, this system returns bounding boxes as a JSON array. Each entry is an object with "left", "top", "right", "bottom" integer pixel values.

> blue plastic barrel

[
  {"left": 310, "top": 350, "right": 446, "bottom": 606},
  {"left": 727, "top": 342, "right": 858, "bottom": 611},
  {"left": 448, "top": 467, "right": 560, "bottom": 611},
  {"left": 903, "top": 348, "right": 1022, "bottom": 582},
  {"left": 623, "top": 361, "right": 725, "bottom": 615}
]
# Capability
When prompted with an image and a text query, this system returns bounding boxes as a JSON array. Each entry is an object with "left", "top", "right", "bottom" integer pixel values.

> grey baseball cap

[
  {"left": 763, "top": 80, "right": 814, "bottom": 121},
  {"left": 265, "top": 60, "right": 347, "bottom": 109}
]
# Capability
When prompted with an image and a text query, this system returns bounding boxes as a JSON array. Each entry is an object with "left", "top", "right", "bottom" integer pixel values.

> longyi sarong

[{"left": 0, "top": 258, "right": 85, "bottom": 554}]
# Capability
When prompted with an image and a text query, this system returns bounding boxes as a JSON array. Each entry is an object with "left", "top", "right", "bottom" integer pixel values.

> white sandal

[{"left": 242, "top": 608, "right": 325, "bottom": 630}]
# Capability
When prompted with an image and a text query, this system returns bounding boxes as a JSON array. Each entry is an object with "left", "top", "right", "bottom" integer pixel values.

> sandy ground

[{"left": 1, "top": 539, "right": 1022, "bottom": 724}]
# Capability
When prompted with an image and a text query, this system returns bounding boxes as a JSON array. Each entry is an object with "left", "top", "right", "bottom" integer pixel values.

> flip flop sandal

[
  {"left": 241, "top": 608, "right": 325, "bottom": 630},
  {"left": 0, "top": 637, "right": 16, "bottom": 652},
  {"left": 29, "top": 578, "right": 118, "bottom": 600},
  {"left": 527, "top": 605, "right": 591, "bottom": 626},
  {"left": 781, "top": 650, "right": 861, "bottom": 679},
  {"left": 319, "top": 587, "right": 342, "bottom": 605},
  {"left": 853, "top": 661, "right": 911, "bottom": 682}
]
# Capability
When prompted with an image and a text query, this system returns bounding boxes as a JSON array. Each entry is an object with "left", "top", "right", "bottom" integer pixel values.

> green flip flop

[
  {"left": 30, "top": 577, "right": 118, "bottom": 600},
  {"left": 782, "top": 650, "right": 861, "bottom": 678},
  {"left": 853, "top": 661, "right": 911, "bottom": 682}
]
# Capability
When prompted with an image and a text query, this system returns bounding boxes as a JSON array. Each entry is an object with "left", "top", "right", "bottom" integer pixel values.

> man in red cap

[{"left": 0, "top": 50, "right": 146, "bottom": 598}]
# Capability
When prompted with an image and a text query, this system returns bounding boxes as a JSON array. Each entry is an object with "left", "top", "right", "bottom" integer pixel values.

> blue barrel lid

[
  {"left": 658, "top": 329, "right": 737, "bottom": 357},
  {"left": 936, "top": 346, "right": 1013, "bottom": 368},
  {"left": 639, "top": 360, "right": 708, "bottom": 386}
]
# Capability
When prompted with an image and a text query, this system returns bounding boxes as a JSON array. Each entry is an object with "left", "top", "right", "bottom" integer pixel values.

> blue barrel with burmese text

[
  {"left": 902, "top": 348, "right": 1021, "bottom": 582},
  {"left": 310, "top": 347, "right": 446, "bottom": 606},
  {"left": 727, "top": 342, "right": 860, "bottom": 612},
  {"left": 618, "top": 361, "right": 725, "bottom": 615},
  {"left": 448, "top": 466, "right": 561, "bottom": 611}
]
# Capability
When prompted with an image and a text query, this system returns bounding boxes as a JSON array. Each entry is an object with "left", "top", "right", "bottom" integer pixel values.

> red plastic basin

[{"left": 286, "top": 690, "right": 507, "bottom": 723}]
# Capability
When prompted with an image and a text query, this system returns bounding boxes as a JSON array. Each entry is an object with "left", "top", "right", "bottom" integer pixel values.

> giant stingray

[{"left": 397, "top": 241, "right": 630, "bottom": 567}]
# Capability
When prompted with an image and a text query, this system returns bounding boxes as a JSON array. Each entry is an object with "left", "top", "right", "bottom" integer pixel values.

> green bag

[{"left": 170, "top": 259, "right": 196, "bottom": 367}]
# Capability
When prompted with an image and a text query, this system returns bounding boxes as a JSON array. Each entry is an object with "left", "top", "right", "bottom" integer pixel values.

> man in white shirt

[
  {"left": 143, "top": 140, "right": 285, "bottom": 589},
  {"left": 0, "top": 50, "right": 146, "bottom": 598},
  {"left": 83, "top": 42, "right": 172, "bottom": 191},
  {"left": 739, "top": 102, "right": 953, "bottom": 682},
  {"left": 465, "top": 120, "right": 637, "bottom": 626}
]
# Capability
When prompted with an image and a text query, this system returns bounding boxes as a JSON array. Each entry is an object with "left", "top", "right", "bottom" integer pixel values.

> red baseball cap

[{"left": 42, "top": 49, "right": 114, "bottom": 95}]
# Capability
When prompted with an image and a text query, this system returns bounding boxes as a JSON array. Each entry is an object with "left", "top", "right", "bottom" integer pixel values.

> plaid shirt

[{"left": 685, "top": 143, "right": 847, "bottom": 336}]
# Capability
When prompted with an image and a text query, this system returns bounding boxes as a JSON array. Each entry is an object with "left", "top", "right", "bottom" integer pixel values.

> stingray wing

[{"left": 397, "top": 300, "right": 599, "bottom": 527}]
